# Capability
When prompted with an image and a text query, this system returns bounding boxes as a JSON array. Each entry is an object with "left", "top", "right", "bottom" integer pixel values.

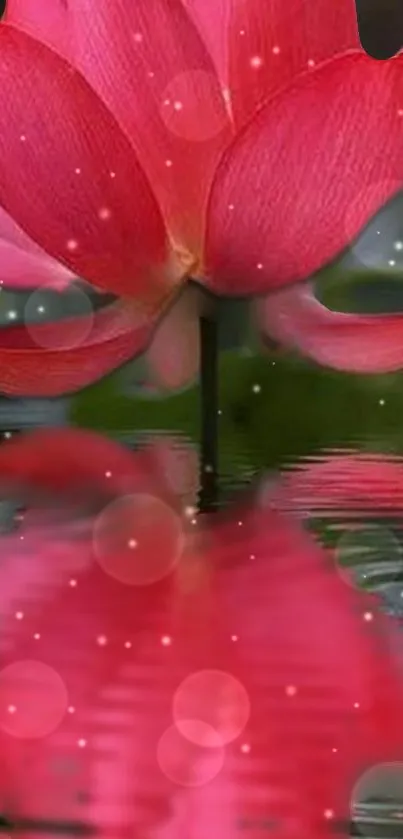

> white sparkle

[
  {"left": 78, "top": 738, "right": 87, "bottom": 748},
  {"left": 285, "top": 685, "right": 297, "bottom": 697},
  {"left": 307, "top": 59, "right": 315, "bottom": 67},
  {"left": 3, "top": 432, "right": 12, "bottom": 440},
  {"left": 240, "top": 743, "right": 251, "bottom": 753},
  {"left": 7, "top": 310, "right": 18, "bottom": 321},
  {"left": 75, "top": 167, "right": 81, "bottom": 175},
  {"left": 398, "top": 109, "right": 403, "bottom": 117},
  {"left": 97, "top": 635, "right": 107, "bottom": 646},
  {"left": 33, "top": 633, "right": 41, "bottom": 640},
  {"left": 98, "top": 207, "right": 112, "bottom": 221},
  {"left": 20, "top": 134, "right": 26, "bottom": 142},
  {"left": 15, "top": 612, "right": 23, "bottom": 620},
  {"left": 173, "top": 100, "right": 183, "bottom": 111},
  {"left": 7, "top": 705, "right": 16, "bottom": 714},
  {"left": 379, "top": 399, "right": 385, "bottom": 406},
  {"left": 324, "top": 810, "right": 334, "bottom": 821},
  {"left": 66, "top": 239, "right": 78, "bottom": 252},
  {"left": 128, "top": 539, "right": 138, "bottom": 549},
  {"left": 133, "top": 32, "right": 143, "bottom": 43},
  {"left": 105, "top": 471, "right": 112, "bottom": 478},
  {"left": 124, "top": 641, "right": 132, "bottom": 649},
  {"left": 395, "top": 241, "right": 403, "bottom": 250},
  {"left": 250, "top": 554, "right": 255, "bottom": 561},
  {"left": 69, "top": 578, "right": 77, "bottom": 588},
  {"left": 184, "top": 505, "right": 196, "bottom": 518},
  {"left": 252, "top": 383, "right": 261, "bottom": 394},
  {"left": 389, "top": 259, "right": 396, "bottom": 267},
  {"left": 272, "top": 45, "right": 281, "bottom": 55},
  {"left": 68, "top": 706, "right": 75, "bottom": 714},
  {"left": 110, "top": 171, "right": 116, "bottom": 179},
  {"left": 161, "top": 635, "right": 172, "bottom": 646},
  {"left": 165, "top": 159, "right": 173, "bottom": 168},
  {"left": 354, "top": 702, "right": 360, "bottom": 709},
  {"left": 363, "top": 611, "right": 373, "bottom": 621},
  {"left": 228, "top": 204, "right": 234, "bottom": 211},
  {"left": 231, "top": 635, "right": 238, "bottom": 642},
  {"left": 250, "top": 55, "right": 263, "bottom": 69}
]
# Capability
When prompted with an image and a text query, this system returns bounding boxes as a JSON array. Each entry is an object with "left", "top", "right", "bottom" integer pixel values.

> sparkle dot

[
  {"left": 239, "top": 29, "right": 245, "bottom": 35},
  {"left": 33, "top": 633, "right": 40, "bottom": 640},
  {"left": 240, "top": 743, "right": 251, "bottom": 753},
  {"left": 66, "top": 239, "right": 78, "bottom": 252},
  {"left": 165, "top": 159, "right": 173, "bottom": 168},
  {"left": 78, "top": 738, "right": 87, "bottom": 748},
  {"left": 7, "top": 310, "right": 18, "bottom": 321},
  {"left": 184, "top": 505, "right": 196, "bottom": 519},
  {"left": 3, "top": 432, "right": 12, "bottom": 440},
  {"left": 389, "top": 259, "right": 396, "bottom": 267},
  {"left": 110, "top": 171, "right": 116, "bottom": 178},
  {"left": 238, "top": 521, "right": 243, "bottom": 527},
  {"left": 124, "top": 641, "right": 132, "bottom": 649},
  {"left": 354, "top": 702, "right": 360, "bottom": 709},
  {"left": 272, "top": 45, "right": 281, "bottom": 55},
  {"left": 98, "top": 207, "right": 111, "bottom": 221},
  {"left": 395, "top": 241, "right": 403, "bottom": 250},
  {"left": 37, "top": 305, "right": 45, "bottom": 314},
  {"left": 379, "top": 399, "right": 385, "bottom": 406},
  {"left": 161, "top": 635, "right": 172, "bottom": 646},
  {"left": 191, "top": 518, "right": 197, "bottom": 526},
  {"left": 257, "top": 263, "right": 263, "bottom": 270},
  {"left": 75, "top": 167, "right": 81, "bottom": 175},
  {"left": 173, "top": 100, "right": 183, "bottom": 111},
  {"left": 285, "top": 685, "right": 297, "bottom": 697},
  {"left": 20, "top": 134, "right": 26, "bottom": 142},
  {"left": 307, "top": 59, "right": 315, "bottom": 67},
  {"left": 128, "top": 539, "right": 138, "bottom": 549},
  {"left": 324, "top": 809, "right": 334, "bottom": 820},
  {"left": 249, "top": 554, "right": 255, "bottom": 561},
  {"left": 69, "top": 579, "right": 77, "bottom": 588},
  {"left": 363, "top": 611, "right": 373, "bottom": 622},
  {"left": 68, "top": 706, "right": 75, "bottom": 714},
  {"left": 250, "top": 55, "right": 263, "bottom": 69},
  {"left": 105, "top": 471, "right": 112, "bottom": 478},
  {"left": 332, "top": 747, "right": 338, "bottom": 753},
  {"left": 97, "top": 635, "right": 107, "bottom": 647},
  {"left": 398, "top": 109, "right": 403, "bottom": 117},
  {"left": 228, "top": 204, "right": 234, "bottom": 211},
  {"left": 252, "top": 384, "right": 261, "bottom": 394},
  {"left": 15, "top": 612, "right": 23, "bottom": 621},
  {"left": 7, "top": 705, "right": 16, "bottom": 715},
  {"left": 133, "top": 32, "right": 143, "bottom": 42},
  {"left": 231, "top": 635, "right": 238, "bottom": 642}
]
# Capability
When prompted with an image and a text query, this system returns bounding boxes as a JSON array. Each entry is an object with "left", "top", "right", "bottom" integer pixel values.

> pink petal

[
  {"left": 204, "top": 52, "right": 403, "bottom": 295},
  {"left": 71, "top": 0, "right": 233, "bottom": 257},
  {"left": 258, "top": 282, "right": 403, "bottom": 372},
  {"left": 230, "top": 0, "right": 359, "bottom": 127},
  {"left": 4, "top": 0, "right": 71, "bottom": 57},
  {"left": 0, "top": 240, "right": 73, "bottom": 290},
  {"left": 0, "top": 301, "right": 152, "bottom": 396},
  {"left": 0, "top": 26, "right": 177, "bottom": 303},
  {"left": 184, "top": 0, "right": 359, "bottom": 127},
  {"left": 146, "top": 287, "right": 201, "bottom": 391}
]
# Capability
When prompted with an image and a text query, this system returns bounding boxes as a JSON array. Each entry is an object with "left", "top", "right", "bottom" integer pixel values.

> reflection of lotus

[
  {"left": 0, "top": 0, "right": 400, "bottom": 395},
  {"left": 0, "top": 430, "right": 402, "bottom": 836}
]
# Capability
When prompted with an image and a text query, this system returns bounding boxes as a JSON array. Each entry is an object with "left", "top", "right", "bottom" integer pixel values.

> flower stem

[{"left": 199, "top": 312, "right": 218, "bottom": 512}]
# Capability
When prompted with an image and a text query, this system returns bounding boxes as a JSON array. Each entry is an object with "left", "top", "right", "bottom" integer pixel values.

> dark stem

[{"left": 199, "top": 312, "right": 219, "bottom": 512}]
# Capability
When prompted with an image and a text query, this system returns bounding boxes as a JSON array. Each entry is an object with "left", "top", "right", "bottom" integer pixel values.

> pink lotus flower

[
  {"left": 0, "top": 429, "right": 402, "bottom": 835},
  {"left": 0, "top": 0, "right": 400, "bottom": 394}
]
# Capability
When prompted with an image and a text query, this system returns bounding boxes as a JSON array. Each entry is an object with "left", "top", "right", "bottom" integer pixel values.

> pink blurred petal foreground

[
  {"left": 258, "top": 282, "right": 403, "bottom": 372},
  {"left": 0, "top": 431, "right": 401, "bottom": 835}
]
